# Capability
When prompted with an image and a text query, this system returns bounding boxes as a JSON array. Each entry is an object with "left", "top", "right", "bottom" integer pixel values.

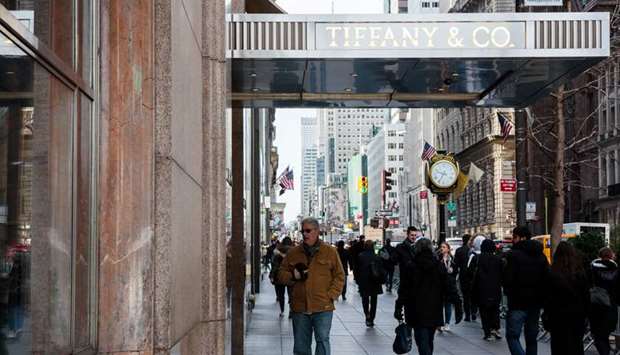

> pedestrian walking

[
  {"left": 336, "top": 240, "right": 350, "bottom": 301},
  {"left": 437, "top": 241, "right": 462, "bottom": 331},
  {"left": 472, "top": 238, "right": 503, "bottom": 341},
  {"left": 543, "top": 241, "right": 589, "bottom": 355},
  {"left": 395, "top": 238, "right": 450, "bottom": 355},
  {"left": 349, "top": 235, "right": 365, "bottom": 281},
  {"left": 503, "top": 226, "right": 549, "bottom": 355},
  {"left": 454, "top": 234, "right": 474, "bottom": 321},
  {"left": 379, "top": 238, "right": 397, "bottom": 292},
  {"left": 277, "top": 217, "right": 345, "bottom": 355},
  {"left": 356, "top": 240, "right": 384, "bottom": 327},
  {"left": 463, "top": 235, "right": 485, "bottom": 321},
  {"left": 270, "top": 236, "right": 293, "bottom": 318},
  {"left": 393, "top": 226, "right": 419, "bottom": 319},
  {"left": 588, "top": 247, "right": 619, "bottom": 355}
]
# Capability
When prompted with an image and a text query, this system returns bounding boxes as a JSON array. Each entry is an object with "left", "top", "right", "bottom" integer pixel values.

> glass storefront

[{"left": 0, "top": 3, "right": 96, "bottom": 353}]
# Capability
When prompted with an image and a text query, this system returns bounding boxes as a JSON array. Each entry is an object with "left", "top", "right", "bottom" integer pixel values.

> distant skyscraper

[
  {"left": 317, "top": 109, "right": 389, "bottom": 182},
  {"left": 385, "top": 0, "right": 443, "bottom": 13},
  {"left": 301, "top": 117, "right": 318, "bottom": 216}
]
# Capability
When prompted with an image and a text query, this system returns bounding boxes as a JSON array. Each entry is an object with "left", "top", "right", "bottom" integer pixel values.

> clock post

[{"left": 425, "top": 152, "right": 460, "bottom": 244}]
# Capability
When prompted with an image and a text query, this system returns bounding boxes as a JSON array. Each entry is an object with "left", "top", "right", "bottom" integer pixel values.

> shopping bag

[{"left": 392, "top": 322, "right": 412, "bottom": 354}]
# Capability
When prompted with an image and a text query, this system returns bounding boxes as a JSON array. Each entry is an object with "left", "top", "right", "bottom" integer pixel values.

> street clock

[
  {"left": 425, "top": 153, "right": 460, "bottom": 198},
  {"left": 429, "top": 160, "right": 458, "bottom": 188}
]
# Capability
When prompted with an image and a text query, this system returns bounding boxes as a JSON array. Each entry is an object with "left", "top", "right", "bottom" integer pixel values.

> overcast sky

[{"left": 272, "top": 0, "right": 384, "bottom": 223}]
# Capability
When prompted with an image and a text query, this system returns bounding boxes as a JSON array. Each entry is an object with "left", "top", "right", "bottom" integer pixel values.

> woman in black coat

[
  {"left": 544, "top": 241, "right": 589, "bottom": 355},
  {"left": 471, "top": 238, "right": 503, "bottom": 340},
  {"left": 356, "top": 240, "right": 383, "bottom": 327},
  {"left": 404, "top": 238, "right": 448, "bottom": 355}
]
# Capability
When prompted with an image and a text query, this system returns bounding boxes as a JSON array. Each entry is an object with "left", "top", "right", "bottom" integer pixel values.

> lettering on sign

[
  {"left": 316, "top": 22, "right": 526, "bottom": 50},
  {"left": 500, "top": 178, "right": 517, "bottom": 192}
]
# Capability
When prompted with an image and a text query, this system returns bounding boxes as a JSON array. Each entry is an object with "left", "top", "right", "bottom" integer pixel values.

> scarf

[{"left": 303, "top": 240, "right": 321, "bottom": 262}]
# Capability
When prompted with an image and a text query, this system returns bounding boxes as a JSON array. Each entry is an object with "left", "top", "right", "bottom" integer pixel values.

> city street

[{"left": 247, "top": 275, "right": 565, "bottom": 355}]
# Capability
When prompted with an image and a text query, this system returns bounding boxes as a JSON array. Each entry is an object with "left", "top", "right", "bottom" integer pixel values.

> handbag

[
  {"left": 392, "top": 322, "right": 412, "bottom": 354},
  {"left": 590, "top": 286, "right": 611, "bottom": 308}
]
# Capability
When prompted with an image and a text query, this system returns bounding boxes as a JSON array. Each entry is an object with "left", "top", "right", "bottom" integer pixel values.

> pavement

[{"left": 246, "top": 274, "right": 560, "bottom": 355}]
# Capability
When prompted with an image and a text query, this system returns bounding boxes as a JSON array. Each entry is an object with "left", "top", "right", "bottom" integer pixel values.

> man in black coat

[
  {"left": 394, "top": 226, "right": 419, "bottom": 316},
  {"left": 503, "top": 226, "right": 549, "bottom": 355},
  {"left": 454, "top": 234, "right": 473, "bottom": 321},
  {"left": 349, "top": 235, "right": 365, "bottom": 282}
]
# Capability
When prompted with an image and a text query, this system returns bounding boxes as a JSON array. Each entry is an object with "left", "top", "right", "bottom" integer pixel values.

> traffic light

[
  {"left": 382, "top": 170, "right": 394, "bottom": 194},
  {"left": 357, "top": 176, "right": 368, "bottom": 194}
]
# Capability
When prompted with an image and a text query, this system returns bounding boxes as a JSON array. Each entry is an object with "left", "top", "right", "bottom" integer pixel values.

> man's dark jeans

[
  {"left": 292, "top": 311, "right": 333, "bottom": 355},
  {"left": 506, "top": 309, "right": 540, "bottom": 355},
  {"left": 413, "top": 326, "right": 436, "bottom": 355}
]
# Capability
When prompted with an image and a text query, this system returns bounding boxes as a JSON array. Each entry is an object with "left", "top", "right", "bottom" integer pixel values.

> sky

[{"left": 272, "top": 0, "right": 384, "bottom": 223}]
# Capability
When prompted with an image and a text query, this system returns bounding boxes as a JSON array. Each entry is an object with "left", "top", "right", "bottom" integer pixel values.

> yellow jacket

[{"left": 278, "top": 242, "right": 345, "bottom": 313}]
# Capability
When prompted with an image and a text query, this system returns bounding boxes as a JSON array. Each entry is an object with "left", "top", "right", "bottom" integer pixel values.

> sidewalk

[{"left": 246, "top": 275, "right": 557, "bottom": 355}]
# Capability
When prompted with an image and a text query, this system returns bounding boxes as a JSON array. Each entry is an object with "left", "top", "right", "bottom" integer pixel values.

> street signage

[
  {"left": 448, "top": 220, "right": 457, "bottom": 227},
  {"left": 420, "top": 190, "right": 428, "bottom": 199},
  {"left": 526, "top": 202, "right": 536, "bottom": 221},
  {"left": 317, "top": 22, "right": 526, "bottom": 50},
  {"left": 500, "top": 178, "right": 517, "bottom": 192},
  {"left": 376, "top": 210, "right": 392, "bottom": 216},
  {"left": 446, "top": 201, "right": 457, "bottom": 212}
]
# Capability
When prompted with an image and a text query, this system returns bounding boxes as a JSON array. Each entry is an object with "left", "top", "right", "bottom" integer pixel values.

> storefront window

[{"left": 0, "top": 25, "right": 94, "bottom": 353}]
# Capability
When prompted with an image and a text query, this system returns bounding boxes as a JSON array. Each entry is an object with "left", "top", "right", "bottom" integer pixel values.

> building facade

[
  {"left": 367, "top": 131, "right": 385, "bottom": 219},
  {"left": 399, "top": 109, "right": 440, "bottom": 238},
  {"left": 347, "top": 154, "right": 368, "bottom": 228}
]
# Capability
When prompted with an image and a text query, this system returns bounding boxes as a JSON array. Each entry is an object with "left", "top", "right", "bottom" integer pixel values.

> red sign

[
  {"left": 419, "top": 190, "right": 428, "bottom": 199},
  {"left": 500, "top": 178, "right": 517, "bottom": 192}
]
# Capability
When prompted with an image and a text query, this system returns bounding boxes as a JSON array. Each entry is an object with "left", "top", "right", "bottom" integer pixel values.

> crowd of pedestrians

[{"left": 264, "top": 217, "right": 620, "bottom": 355}]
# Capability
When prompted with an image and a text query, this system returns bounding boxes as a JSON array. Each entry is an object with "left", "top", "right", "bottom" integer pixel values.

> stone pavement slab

[{"left": 245, "top": 275, "right": 594, "bottom": 355}]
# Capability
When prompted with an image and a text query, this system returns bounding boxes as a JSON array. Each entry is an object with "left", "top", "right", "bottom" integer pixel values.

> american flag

[
  {"left": 277, "top": 167, "right": 294, "bottom": 195},
  {"left": 421, "top": 141, "right": 437, "bottom": 161},
  {"left": 498, "top": 112, "right": 513, "bottom": 141}
]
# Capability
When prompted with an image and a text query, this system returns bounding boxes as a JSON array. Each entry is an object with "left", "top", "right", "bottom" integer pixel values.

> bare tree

[{"left": 526, "top": 4, "right": 620, "bottom": 254}]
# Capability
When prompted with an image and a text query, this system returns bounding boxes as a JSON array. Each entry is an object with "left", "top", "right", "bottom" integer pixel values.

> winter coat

[
  {"left": 337, "top": 248, "right": 350, "bottom": 275},
  {"left": 438, "top": 253, "right": 459, "bottom": 302},
  {"left": 379, "top": 244, "right": 397, "bottom": 271},
  {"left": 403, "top": 248, "right": 448, "bottom": 328},
  {"left": 454, "top": 244, "right": 470, "bottom": 283},
  {"left": 472, "top": 240, "right": 503, "bottom": 307},
  {"left": 395, "top": 239, "right": 416, "bottom": 301},
  {"left": 544, "top": 270, "right": 589, "bottom": 331},
  {"left": 589, "top": 259, "right": 620, "bottom": 333},
  {"left": 349, "top": 241, "right": 364, "bottom": 274},
  {"left": 278, "top": 241, "right": 345, "bottom": 313},
  {"left": 356, "top": 250, "right": 384, "bottom": 297},
  {"left": 270, "top": 244, "right": 291, "bottom": 285},
  {"left": 503, "top": 239, "right": 549, "bottom": 310}
]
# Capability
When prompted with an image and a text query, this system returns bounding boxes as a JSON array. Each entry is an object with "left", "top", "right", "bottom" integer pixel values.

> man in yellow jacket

[{"left": 278, "top": 217, "right": 345, "bottom": 355}]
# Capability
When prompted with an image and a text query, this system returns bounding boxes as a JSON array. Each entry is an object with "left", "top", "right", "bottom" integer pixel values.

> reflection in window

[{"left": 0, "top": 28, "right": 94, "bottom": 353}]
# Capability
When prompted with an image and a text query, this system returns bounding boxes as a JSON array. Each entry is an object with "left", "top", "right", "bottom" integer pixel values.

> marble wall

[{"left": 98, "top": 0, "right": 227, "bottom": 354}]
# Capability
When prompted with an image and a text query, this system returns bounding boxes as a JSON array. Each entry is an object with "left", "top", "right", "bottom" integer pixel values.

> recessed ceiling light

[
  {"left": 249, "top": 72, "right": 257, "bottom": 77},
  {"left": 351, "top": 73, "right": 358, "bottom": 78},
  {"left": 252, "top": 88, "right": 260, "bottom": 92},
  {"left": 344, "top": 88, "right": 352, "bottom": 92},
  {"left": 452, "top": 73, "right": 459, "bottom": 77},
  {"left": 438, "top": 88, "right": 444, "bottom": 92},
  {"left": 5, "top": 71, "right": 14, "bottom": 75}
]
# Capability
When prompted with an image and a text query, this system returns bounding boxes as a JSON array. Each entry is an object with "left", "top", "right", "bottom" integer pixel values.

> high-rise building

[
  {"left": 301, "top": 117, "right": 318, "bottom": 216},
  {"left": 323, "top": 109, "right": 389, "bottom": 178},
  {"left": 385, "top": 0, "right": 443, "bottom": 13}
]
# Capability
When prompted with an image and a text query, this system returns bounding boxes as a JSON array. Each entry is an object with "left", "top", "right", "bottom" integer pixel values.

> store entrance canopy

[{"left": 227, "top": 13, "right": 609, "bottom": 108}]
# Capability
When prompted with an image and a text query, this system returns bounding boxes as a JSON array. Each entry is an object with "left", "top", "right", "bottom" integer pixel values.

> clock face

[{"left": 430, "top": 160, "right": 458, "bottom": 188}]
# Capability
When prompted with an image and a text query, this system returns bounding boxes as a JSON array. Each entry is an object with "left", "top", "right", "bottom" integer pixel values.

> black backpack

[{"left": 370, "top": 256, "right": 387, "bottom": 284}]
